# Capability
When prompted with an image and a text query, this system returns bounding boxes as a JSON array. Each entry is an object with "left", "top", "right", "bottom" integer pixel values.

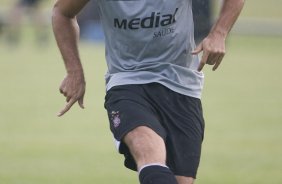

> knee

[{"left": 123, "top": 126, "right": 166, "bottom": 168}]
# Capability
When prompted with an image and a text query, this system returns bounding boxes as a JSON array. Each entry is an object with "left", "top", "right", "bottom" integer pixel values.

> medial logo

[{"left": 114, "top": 8, "right": 179, "bottom": 30}]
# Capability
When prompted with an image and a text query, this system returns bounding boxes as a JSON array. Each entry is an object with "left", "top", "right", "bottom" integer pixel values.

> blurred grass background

[{"left": 1, "top": 0, "right": 282, "bottom": 184}]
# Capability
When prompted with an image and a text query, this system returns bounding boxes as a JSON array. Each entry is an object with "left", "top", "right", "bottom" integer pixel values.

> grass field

[
  {"left": 1, "top": 26, "right": 282, "bottom": 184},
  {"left": 1, "top": 0, "right": 282, "bottom": 182},
  {"left": 1, "top": 0, "right": 282, "bottom": 19}
]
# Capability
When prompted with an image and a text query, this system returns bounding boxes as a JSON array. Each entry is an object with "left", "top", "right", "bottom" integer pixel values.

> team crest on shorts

[{"left": 111, "top": 111, "right": 121, "bottom": 128}]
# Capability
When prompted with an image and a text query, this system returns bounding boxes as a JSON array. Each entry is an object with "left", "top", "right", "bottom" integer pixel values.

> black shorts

[{"left": 104, "top": 83, "right": 205, "bottom": 178}]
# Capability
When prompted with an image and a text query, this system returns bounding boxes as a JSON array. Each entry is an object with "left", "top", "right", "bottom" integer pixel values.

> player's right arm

[{"left": 52, "top": 0, "right": 89, "bottom": 116}]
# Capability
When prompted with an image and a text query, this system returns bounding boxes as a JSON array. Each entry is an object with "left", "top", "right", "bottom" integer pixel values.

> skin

[
  {"left": 52, "top": 0, "right": 244, "bottom": 183},
  {"left": 52, "top": 0, "right": 89, "bottom": 116},
  {"left": 193, "top": 0, "right": 245, "bottom": 72}
]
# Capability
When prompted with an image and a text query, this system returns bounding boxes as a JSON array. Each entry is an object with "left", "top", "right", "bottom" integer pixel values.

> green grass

[
  {"left": 240, "top": 0, "right": 282, "bottom": 19},
  {"left": 1, "top": 27, "right": 282, "bottom": 184},
  {"left": 212, "top": 0, "right": 282, "bottom": 19},
  {"left": 1, "top": 0, "right": 282, "bottom": 19},
  {"left": 198, "top": 35, "right": 282, "bottom": 184},
  {"left": 0, "top": 30, "right": 137, "bottom": 183}
]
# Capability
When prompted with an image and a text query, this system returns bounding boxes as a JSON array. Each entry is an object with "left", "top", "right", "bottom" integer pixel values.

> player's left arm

[{"left": 192, "top": 0, "right": 245, "bottom": 71}]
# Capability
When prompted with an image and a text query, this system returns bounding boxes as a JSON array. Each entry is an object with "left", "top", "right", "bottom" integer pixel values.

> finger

[
  {"left": 66, "top": 96, "right": 71, "bottom": 102},
  {"left": 57, "top": 98, "right": 76, "bottom": 117},
  {"left": 60, "top": 87, "right": 67, "bottom": 97},
  {"left": 59, "top": 84, "right": 66, "bottom": 94},
  {"left": 206, "top": 54, "right": 218, "bottom": 65},
  {"left": 78, "top": 96, "right": 85, "bottom": 109},
  {"left": 191, "top": 43, "right": 203, "bottom": 55},
  {"left": 197, "top": 51, "right": 209, "bottom": 72},
  {"left": 212, "top": 55, "right": 224, "bottom": 71}
]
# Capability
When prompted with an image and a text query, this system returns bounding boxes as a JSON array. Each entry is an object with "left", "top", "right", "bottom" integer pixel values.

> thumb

[
  {"left": 78, "top": 96, "right": 85, "bottom": 109},
  {"left": 191, "top": 43, "right": 203, "bottom": 55}
]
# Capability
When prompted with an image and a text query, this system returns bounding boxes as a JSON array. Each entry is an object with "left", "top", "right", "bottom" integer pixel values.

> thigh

[
  {"left": 104, "top": 84, "right": 167, "bottom": 171},
  {"left": 144, "top": 84, "right": 205, "bottom": 178},
  {"left": 123, "top": 126, "right": 166, "bottom": 170},
  {"left": 104, "top": 84, "right": 166, "bottom": 141},
  {"left": 166, "top": 96, "right": 204, "bottom": 178}
]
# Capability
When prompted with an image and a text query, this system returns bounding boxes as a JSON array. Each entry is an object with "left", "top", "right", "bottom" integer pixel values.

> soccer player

[
  {"left": 52, "top": 0, "right": 244, "bottom": 184},
  {"left": 6, "top": 0, "right": 48, "bottom": 44}
]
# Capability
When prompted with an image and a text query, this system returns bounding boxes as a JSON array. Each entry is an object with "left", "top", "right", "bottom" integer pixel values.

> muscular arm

[
  {"left": 52, "top": 0, "right": 89, "bottom": 116},
  {"left": 193, "top": 0, "right": 245, "bottom": 71}
]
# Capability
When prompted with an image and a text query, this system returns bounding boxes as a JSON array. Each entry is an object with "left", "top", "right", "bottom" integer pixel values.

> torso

[{"left": 97, "top": 0, "right": 204, "bottom": 98}]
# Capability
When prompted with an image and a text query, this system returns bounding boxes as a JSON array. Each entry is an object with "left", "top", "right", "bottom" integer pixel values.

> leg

[
  {"left": 154, "top": 90, "right": 205, "bottom": 182},
  {"left": 6, "top": 3, "right": 24, "bottom": 44},
  {"left": 123, "top": 126, "right": 178, "bottom": 184},
  {"left": 123, "top": 126, "right": 166, "bottom": 169},
  {"left": 30, "top": 5, "right": 49, "bottom": 45},
  {"left": 175, "top": 176, "right": 195, "bottom": 184},
  {"left": 104, "top": 85, "right": 182, "bottom": 184}
]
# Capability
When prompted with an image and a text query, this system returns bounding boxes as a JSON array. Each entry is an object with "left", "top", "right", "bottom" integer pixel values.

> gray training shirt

[{"left": 97, "top": 0, "right": 204, "bottom": 98}]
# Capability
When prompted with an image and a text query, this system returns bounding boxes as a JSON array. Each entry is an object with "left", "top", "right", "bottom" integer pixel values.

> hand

[
  {"left": 192, "top": 33, "right": 226, "bottom": 71},
  {"left": 58, "top": 71, "right": 86, "bottom": 117}
]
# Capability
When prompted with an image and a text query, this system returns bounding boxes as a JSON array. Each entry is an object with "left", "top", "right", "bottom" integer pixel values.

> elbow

[
  {"left": 52, "top": 1, "right": 75, "bottom": 21},
  {"left": 239, "top": 0, "right": 245, "bottom": 6},
  {"left": 239, "top": 0, "right": 245, "bottom": 10},
  {"left": 52, "top": 2, "right": 60, "bottom": 23}
]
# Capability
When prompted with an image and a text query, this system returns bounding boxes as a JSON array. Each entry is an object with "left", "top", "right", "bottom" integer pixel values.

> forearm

[
  {"left": 209, "top": 0, "right": 245, "bottom": 39},
  {"left": 52, "top": 5, "right": 83, "bottom": 74}
]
